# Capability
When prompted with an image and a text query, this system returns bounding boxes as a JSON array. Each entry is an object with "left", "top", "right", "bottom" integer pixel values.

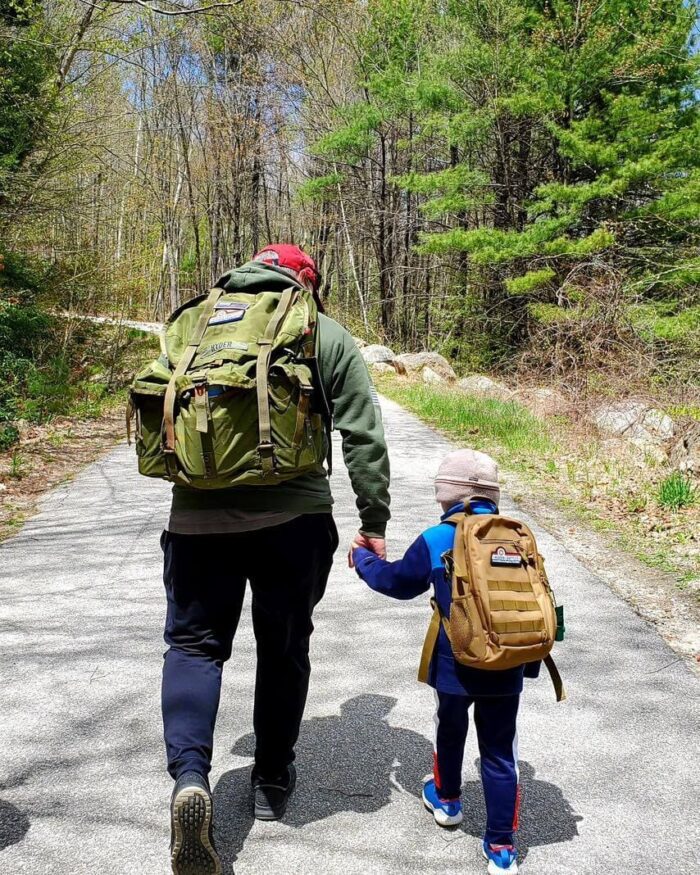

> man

[{"left": 164, "top": 244, "right": 390, "bottom": 875}]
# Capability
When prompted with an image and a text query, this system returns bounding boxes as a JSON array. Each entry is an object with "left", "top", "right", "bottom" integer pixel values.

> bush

[{"left": 0, "top": 423, "right": 19, "bottom": 450}]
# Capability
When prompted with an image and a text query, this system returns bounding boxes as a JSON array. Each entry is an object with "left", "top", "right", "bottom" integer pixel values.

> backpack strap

[
  {"left": 543, "top": 654, "right": 567, "bottom": 702},
  {"left": 418, "top": 597, "right": 451, "bottom": 684},
  {"left": 256, "top": 286, "right": 298, "bottom": 474},
  {"left": 163, "top": 286, "right": 224, "bottom": 458}
]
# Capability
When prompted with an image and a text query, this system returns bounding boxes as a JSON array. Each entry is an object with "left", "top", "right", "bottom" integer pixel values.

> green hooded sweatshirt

[{"left": 167, "top": 262, "right": 391, "bottom": 537}]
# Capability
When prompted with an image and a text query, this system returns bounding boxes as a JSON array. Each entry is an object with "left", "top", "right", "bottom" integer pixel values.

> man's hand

[{"left": 348, "top": 532, "right": 387, "bottom": 567}]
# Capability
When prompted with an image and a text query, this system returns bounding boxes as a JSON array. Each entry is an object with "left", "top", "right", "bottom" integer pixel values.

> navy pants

[
  {"left": 433, "top": 691, "right": 520, "bottom": 845},
  {"left": 160, "top": 514, "right": 338, "bottom": 781}
]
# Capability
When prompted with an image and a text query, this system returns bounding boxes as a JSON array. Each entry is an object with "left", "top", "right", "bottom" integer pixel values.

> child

[{"left": 352, "top": 448, "right": 540, "bottom": 875}]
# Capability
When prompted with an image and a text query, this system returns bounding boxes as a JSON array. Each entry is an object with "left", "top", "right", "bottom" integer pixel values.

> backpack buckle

[{"left": 258, "top": 440, "right": 276, "bottom": 469}]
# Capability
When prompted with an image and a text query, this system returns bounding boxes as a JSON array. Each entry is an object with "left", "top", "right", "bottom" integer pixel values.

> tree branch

[{"left": 99, "top": 0, "right": 244, "bottom": 16}]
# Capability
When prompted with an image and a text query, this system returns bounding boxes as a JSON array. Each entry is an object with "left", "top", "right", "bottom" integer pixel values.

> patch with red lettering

[{"left": 490, "top": 546, "right": 522, "bottom": 567}]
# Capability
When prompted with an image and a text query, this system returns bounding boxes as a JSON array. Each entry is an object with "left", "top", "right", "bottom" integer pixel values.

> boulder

[
  {"left": 422, "top": 366, "right": 446, "bottom": 385},
  {"left": 669, "top": 421, "right": 700, "bottom": 476},
  {"left": 639, "top": 408, "right": 675, "bottom": 441},
  {"left": 591, "top": 401, "right": 647, "bottom": 436},
  {"left": 514, "top": 386, "right": 570, "bottom": 417},
  {"left": 592, "top": 401, "right": 674, "bottom": 445},
  {"left": 353, "top": 336, "right": 368, "bottom": 349},
  {"left": 361, "top": 344, "right": 396, "bottom": 364},
  {"left": 458, "top": 375, "right": 513, "bottom": 401},
  {"left": 370, "top": 362, "right": 396, "bottom": 376},
  {"left": 396, "top": 352, "right": 456, "bottom": 382}
]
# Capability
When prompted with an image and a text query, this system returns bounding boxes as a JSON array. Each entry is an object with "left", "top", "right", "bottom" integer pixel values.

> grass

[
  {"left": 658, "top": 472, "right": 697, "bottom": 510},
  {"left": 376, "top": 372, "right": 699, "bottom": 591},
  {"left": 9, "top": 451, "right": 27, "bottom": 479},
  {"left": 376, "top": 377, "right": 557, "bottom": 462}
]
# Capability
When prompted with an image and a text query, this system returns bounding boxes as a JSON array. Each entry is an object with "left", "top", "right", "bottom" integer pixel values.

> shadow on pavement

[
  {"left": 213, "top": 694, "right": 581, "bottom": 870},
  {"left": 461, "top": 760, "right": 583, "bottom": 861},
  {"left": 0, "top": 799, "right": 30, "bottom": 852}
]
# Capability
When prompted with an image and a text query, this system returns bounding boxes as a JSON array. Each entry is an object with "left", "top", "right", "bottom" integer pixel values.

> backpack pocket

[
  {"left": 129, "top": 358, "right": 171, "bottom": 479},
  {"left": 267, "top": 364, "right": 324, "bottom": 473},
  {"left": 171, "top": 364, "right": 324, "bottom": 486}
]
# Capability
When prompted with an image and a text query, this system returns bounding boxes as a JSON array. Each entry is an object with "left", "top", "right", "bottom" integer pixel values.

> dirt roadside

[
  {"left": 506, "top": 472, "right": 700, "bottom": 674},
  {"left": 0, "top": 410, "right": 126, "bottom": 541}
]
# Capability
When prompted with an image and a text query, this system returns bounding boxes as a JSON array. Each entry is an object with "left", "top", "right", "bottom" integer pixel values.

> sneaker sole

[
  {"left": 482, "top": 846, "right": 518, "bottom": 875},
  {"left": 171, "top": 786, "right": 222, "bottom": 875},
  {"left": 422, "top": 790, "right": 463, "bottom": 828},
  {"left": 254, "top": 772, "right": 297, "bottom": 821}
]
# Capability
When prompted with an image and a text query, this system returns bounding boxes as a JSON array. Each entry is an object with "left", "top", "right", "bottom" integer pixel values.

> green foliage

[
  {"left": 0, "top": 2, "right": 56, "bottom": 185},
  {"left": 313, "top": 104, "right": 384, "bottom": 163},
  {"left": 657, "top": 472, "right": 697, "bottom": 511},
  {"left": 8, "top": 450, "right": 27, "bottom": 479},
  {"left": 1, "top": 1, "right": 37, "bottom": 26},
  {"left": 314, "top": 0, "right": 699, "bottom": 373},
  {"left": 0, "top": 423, "right": 19, "bottom": 450},
  {"left": 296, "top": 173, "right": 345, "bottom": 203},
  {"left": 630, "top": 303, "right": 700, "bottom": 342}
]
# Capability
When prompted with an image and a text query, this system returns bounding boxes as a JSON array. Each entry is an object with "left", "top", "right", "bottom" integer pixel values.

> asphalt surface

[{"left": 0, "top": 397, "right": 698, "bottom": 874}]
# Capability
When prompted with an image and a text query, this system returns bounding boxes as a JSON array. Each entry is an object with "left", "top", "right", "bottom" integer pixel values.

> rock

[
  {"left": 0, "top": 483, "right": 6, "bottom": 492},
  {"left": 514, "top": 386, "right": 569, "bottom": 417},
  {"left": 361, "top": 344, "right": 396, "bottom": 364},
  {"left": 15, "top": 419, "right": 30, "bottom": 437},
  {"left": 458, "top": 375, "right": 513, "bottom": 401},
  {"left": 353, "top": 336, "right": 367, "bottom": 349},
  {"left": 592, "top": 401, "right": 647, "bottom": 436},
  {"left": 370, "top": 362, "right": 396, "bottom": 376},
  {"left": 592, "top": 401, "right": 674, "bottom": 445},
  {"left": 639, "top": 408, "right": 675, "bottom": 441},
  {"left": 89, "top": 372, "right": 107, "bottom": 384},
  {"left": 669, "top": 421, "right": 700, "bottom": 476},
  {"left": 422, "top": 366, "right": 446, "bottom": 385},
  {"left": 629, "top": 439, "right": 668, "bottom": 466},
  {"left": 396, "top": 352, "right": 456, "bottom": 381}
]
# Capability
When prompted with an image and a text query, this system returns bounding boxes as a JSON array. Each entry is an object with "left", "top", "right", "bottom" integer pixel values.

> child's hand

[{"left": 348, "top": 533, "right": 387, "bottom": 568}]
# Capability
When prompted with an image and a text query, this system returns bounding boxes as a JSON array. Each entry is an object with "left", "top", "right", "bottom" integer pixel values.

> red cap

[{"left": 252, "top": 244, "right": 320, "bottom": 292}]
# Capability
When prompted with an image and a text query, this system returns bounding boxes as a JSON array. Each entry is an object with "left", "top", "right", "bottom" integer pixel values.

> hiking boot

[
  {"left": 422, "top": 775, "right": 463, "bottom": 827},
  {"left": 170, "top": 771, "right": 221, "bottom": 875},
  {"left": 482, "top": 841, "right": 518, "bottom": 875},
  {"left": 251, "top": 764, "right": 297, "bottom": 821}
]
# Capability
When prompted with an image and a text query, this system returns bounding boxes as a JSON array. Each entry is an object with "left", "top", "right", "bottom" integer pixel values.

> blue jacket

[{"left": 354, "top": 500, "right": 540, "bottom": 697}]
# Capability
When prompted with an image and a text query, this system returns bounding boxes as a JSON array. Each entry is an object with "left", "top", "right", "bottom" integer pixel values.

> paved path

[{"left": 0, "top": 399, "right": 698, "bottom": 874}]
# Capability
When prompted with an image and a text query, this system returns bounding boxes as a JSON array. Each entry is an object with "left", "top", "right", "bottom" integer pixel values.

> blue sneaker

[
  {"left": 482, "top": 841, "right": 518, "bottom": 874},
  {"left": 421, "top": 775, "right": 463, "bottom": 827}
]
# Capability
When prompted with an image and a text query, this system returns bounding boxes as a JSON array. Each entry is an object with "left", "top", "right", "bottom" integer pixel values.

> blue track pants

[{"left": 432, "top": 691, "right": 520, "bottom": 845}]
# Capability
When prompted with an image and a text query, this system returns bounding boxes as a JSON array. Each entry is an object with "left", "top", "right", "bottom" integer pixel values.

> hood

[{"left": 216, "top": 261, "right": 304, "bottom": 294}]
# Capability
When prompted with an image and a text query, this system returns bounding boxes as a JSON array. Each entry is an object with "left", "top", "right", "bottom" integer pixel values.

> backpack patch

[
  {"left": 490, "top": 546, "right": 522, "bottom": 567},
  {"left": 208, "top": 302, "right": 250, "bottom": 326}
]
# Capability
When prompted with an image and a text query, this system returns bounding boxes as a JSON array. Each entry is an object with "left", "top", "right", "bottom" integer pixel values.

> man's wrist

[{"left": 359, "top": 527, "right": 386, "bottom": 539}]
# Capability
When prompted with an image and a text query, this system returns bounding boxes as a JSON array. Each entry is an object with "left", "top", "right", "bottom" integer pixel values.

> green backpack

[{"left": 127, "top": 284, "right": 329, "bottom": 488}]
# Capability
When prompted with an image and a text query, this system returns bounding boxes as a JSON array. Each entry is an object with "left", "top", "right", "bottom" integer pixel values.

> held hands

[{"left": 348, "top": 532, "right": 387, "bottom": 568}]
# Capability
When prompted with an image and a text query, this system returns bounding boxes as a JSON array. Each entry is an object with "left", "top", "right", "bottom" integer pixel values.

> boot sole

[{"left": 171, "top": 785, "right": 222, "bottom": 875}]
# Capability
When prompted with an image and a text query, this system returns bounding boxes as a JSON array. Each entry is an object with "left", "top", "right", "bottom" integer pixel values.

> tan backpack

[{"left": 418, "top": 512, "right": 566, "bottom": 701}]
